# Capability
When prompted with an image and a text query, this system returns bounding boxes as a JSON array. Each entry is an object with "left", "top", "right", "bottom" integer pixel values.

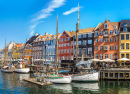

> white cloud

[
  {"left": 32, "top": 0, "right": 66, "bottom": 22},
  {"left": 29, "top": 30, "right": 34, "bottom": 36},
  {"left": 63, "top": 6, "right": 81, "bottom": 15},
  {"left": 29, "top": 21, "right": 43, "bottom": 36}
]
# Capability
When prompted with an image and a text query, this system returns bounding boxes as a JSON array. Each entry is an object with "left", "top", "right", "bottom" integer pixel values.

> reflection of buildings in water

[
  {"left": 51, "top": 84, "right": 72, "bottom": 94},
  {"left": 72, "top": 82, "right": 99, "bottom": 92},
  {"left": 16, "top": 73, "right": 30, "bottom": 81}
]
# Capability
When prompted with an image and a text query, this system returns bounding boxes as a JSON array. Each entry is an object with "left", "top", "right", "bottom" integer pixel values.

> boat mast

[
  {"left": 55, "top": 14, "right": 58, "bottom": 74},
  {"left": 76, "top": 3, "right": 79, "bottom": 64},
  {"left": 4, "top": 38, "right": 6, "bottom": 65}
]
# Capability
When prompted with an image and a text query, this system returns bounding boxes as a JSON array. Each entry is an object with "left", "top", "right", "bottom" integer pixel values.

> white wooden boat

[
  {"left": 1, "top": 66, "right": 14, "bottom": 73},
  {"left": 14, "top": 68, "right": 30, "bottom": 73},
  {"left": 72, "top": 72, "right": 99, "bottom": 82},
  {"left": 45, "top": 75, "right": 72, "bottom": 84}
]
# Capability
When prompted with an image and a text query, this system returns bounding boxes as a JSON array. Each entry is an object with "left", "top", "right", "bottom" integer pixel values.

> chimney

[
  {"left": 45, "top": 32, "right": 48, "bottom": 35},
  {"left": 35, "top": 33, "right": 38, "bottom": 36}
]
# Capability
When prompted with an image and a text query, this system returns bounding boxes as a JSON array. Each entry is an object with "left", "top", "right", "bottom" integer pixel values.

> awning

[
  {"left": 117, "top": 58, "right": 130, "bottom": 62},
  {"left": 89, "top": 58, "right": 100, "bottom": 62},
  {"left": 102, "top": 58, "right": 115, "bottom": 62}
]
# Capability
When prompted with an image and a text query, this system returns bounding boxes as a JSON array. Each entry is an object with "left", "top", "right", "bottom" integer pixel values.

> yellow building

[
  {"left": 24, "top": 44, "right": 32, "bottom": 64},
  {"left": 119, "top": 20, "right": 130, "bottom": 59},
  {"left": 12, "top": 44, "right": 23, "bottom": 60}
]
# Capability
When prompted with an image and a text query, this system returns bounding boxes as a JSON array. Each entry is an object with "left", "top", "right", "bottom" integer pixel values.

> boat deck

[{"left": 23, "top": 78, "right": 53, "bottom": 86}]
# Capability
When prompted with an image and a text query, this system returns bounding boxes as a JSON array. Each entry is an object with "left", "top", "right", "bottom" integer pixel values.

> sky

[{"left": 0, "top": 0, "right": 130, "bottom": 49}]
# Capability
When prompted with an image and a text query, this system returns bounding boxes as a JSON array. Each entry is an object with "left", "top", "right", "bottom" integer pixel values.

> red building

[{"left": 58, "top": 31, "right": 75, "bottom": 61}]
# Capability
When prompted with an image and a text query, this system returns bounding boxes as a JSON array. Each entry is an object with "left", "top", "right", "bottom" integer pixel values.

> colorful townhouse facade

[
  {"left": 73, "top": 28, "right": 94, "bottom": 61},
  {"left": 119, "top": 20, "right": 130, "bottom": 59},
  {"left": 58, "top": 31, "right": 75, "bottom": 61},
  {"left": 94, "top": 19, "right": 119, "bottom": 61},
  {"left": 24, "top": 33, "right": 40, "bottom": 64}
]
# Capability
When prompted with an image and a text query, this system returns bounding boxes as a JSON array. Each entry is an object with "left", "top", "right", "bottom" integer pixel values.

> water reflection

[{"left": 1, "top": 71, "right": 130, "bottom": 94}]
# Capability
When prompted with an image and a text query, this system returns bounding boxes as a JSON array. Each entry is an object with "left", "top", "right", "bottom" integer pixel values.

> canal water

[{"left": 0, "top": 71, "right": 130, "bottom": 94}]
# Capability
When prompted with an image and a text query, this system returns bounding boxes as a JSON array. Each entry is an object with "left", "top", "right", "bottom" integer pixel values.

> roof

[
  {"left": 65, "top": 31, "right": 76, "bottom": 37},
  {"left": 94, "top": 19, "right": 119, "bottom": 30},
  {"left": 78, "top": 28, "right": 95, "bottom": 34},
  {"left": 26, "top": 35, "right": 40, "bottom": 44},
  {"left": 16, "top": 44, "right": 23, "bottom": 48},
  {"left": 120, "top": 20, "right": 130, "bottom": 27}
]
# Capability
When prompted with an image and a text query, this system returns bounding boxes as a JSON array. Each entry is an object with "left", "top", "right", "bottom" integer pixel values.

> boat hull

[
  {"left": 72, "top": 72, "right": 99, "bottom": 82},
  {"left": 14, "top": 68, "right": 30, "bottom": 73},
  {"left": 46, "top": 75, "right": 72, "bottom": 84},
  {"left": 1, "top": 69, "right": 14, "bottom": 73}
]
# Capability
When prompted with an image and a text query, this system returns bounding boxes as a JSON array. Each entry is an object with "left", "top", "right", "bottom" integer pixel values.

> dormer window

[
  {"left": 124, "top": 23, "right": 127, "bottom": 26},
  {"left": 104, "top": 23, "right": 108, "bottom": 29},
  {"left": 52, "top": 36, "right": 54, "bottom": 38},
  {"left": 123, "top": 27, "right": 127, "bottom": 32},
  {"left": 47, "top": 37, "right": 49, "bottom": 39}
]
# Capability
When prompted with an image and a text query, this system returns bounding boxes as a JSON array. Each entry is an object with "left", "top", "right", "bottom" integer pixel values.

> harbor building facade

[
  {"left": 119, "top": 20, "right": 130, "bottom": 59},
  {"left": 73, "top": 28, "right": 94, "bottom": 61},
  {"left": 58, "top": 31, "right": 75, "bottom": 61},
  {"left": 94, "top": 19, "right": 119, "bottom": 61}
]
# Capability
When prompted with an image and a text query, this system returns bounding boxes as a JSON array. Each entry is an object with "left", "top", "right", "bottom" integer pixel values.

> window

[
  {"left": 83, "top": 34, "right": 86, "bottom": 38},
  {"left": 121, "top": 54, "right": 124, "bottom": 58},
  {"left": 126, "top": 34, "right": 129, "bottom": 40},
  {"left": 121, "top": 43, "right": 124, "bottom": 49},
  {"left": 59, "top": 50, "right": 61, "bottom": 53},
  {"left": 62, "top": 44, "right": 64, "bottom": 47},
  {"left": 95, "top": 46, "right": 98, "bottom": 50},
  {"left": 104, "top": 23, "right": 108, "bottom": 28},
  {"left": 68, "top": 37, "right": 70, "bottom": 41},
  {"left": 105, "top": 31, "right": 108, "bottom": 36},
  {"left": 62, "top": 49, "right": 64, "bottom": 53},
  {"left": 114, "top": 30, "right": 118, "bottom": 35},
  {"left": 83, "top": 40, "right": 87, "bottom": 45},
  {"left": 59, "top": 44, "right": 61, "bottom": 47},
  {"left": 126, "top": 43, "right": 129, "bottom": 49},
  {"left": 123, "top": 27, "right": 127, "bottom": 32},
  {"left": 104, "top": 45, "right": 108, "bottom": 50},
  {"left": 124, "top": 23, "right": 127, "bottom": 26},
  {"left": 100, "top": 46, "right": 103, "bottom": 50},
  {"left": 95, "top": 31, "right": 98, "bottom": 36},
  {"left": 88, "top": 33, "right": 92, "bottom": 37},
  {"left": 100, "top": 54, "right": 103, "bottom": 59},
  {"left": 68, "top": 49, "right": 70, "bottom": 53},
  {"left": 126, "top": 54, "right": 129, "bottom": 59},
  {"left": 114, "top": 37, "right": 118, "bottom": 42},
  {"left": 100, "top": 31, "right": 103, "bottom": 35},
  {"left": 65, "top": 38, "right": 66, "bottom": 41},
  {"left": 62, "top": 39, "right": 64, "bottom": 41},
  {"left": 110, "top": 54, "right": 113, "bottom": 59},
  {"left": 71, "top": 42, "right": 73, "bottom": 45},
  {"left": 115, "top": 45, "right": 118, "bottom": 50},
  {"left": 88, "top": 48, "right": 92, "bottom": 54},
  {"left": 78, "top": 35, "right": 81, "bottom": 38},
  {"left": 78, "top": 41, "right": 82, "bottom": 45},
  {"left": 110, "top": 45, "right": 113, "bottom": 50},
  {"left": 110, "top": 38, "right": 113, "bottom": 42},
  {"left": 100, "top": 38, "right": 103, "bottom": 42},
  {"left": 78, "top": 48, "right": 81, "bottom": 54},
  {"left": 68, "top": 43, "right": 70, "bottom": 46},
  {"left": 68, "top": 56, "right": 70, "bottom": 60},
  {"left": 95, "top": 39, "right": 98, "bottom": 43},
  {"left": 105, "top": 38, "right": 108, "bottom": 42},
  {"left": 95, "top": 54, "right": 98, "bottom": 59},
  {"left": 105, "top": 54, "right": 108, "bottom": 59},
  {"left": 64, "top": 49, "right": 67, "bottom": 53},
  {"left": 110, "top": 30, "right": 113, "bottom": 34},
  {"left": 121, "top": 34, "right": 124, "bottom": 40},
  {"left": 88, "top": 40, "right": 92, "bottom": 44},
  {"left": 83, "top": 48, "right": 87, "bottom": 55},
  {"left": 71, "top": 49, "right": 73, "bottom": 53},
  {"left": 65, "top": 43, "right": 67, "bottom": 46}
]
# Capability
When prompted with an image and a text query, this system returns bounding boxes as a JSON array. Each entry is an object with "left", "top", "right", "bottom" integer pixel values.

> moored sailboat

[{"left": 72, "top": 3, "right": 99, "bottom": 82}]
